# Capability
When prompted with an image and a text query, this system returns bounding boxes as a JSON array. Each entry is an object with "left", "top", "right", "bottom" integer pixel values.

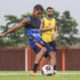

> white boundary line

[
  {"left": 0, "top": 73, "right": 24, "bottom": 75},
  {"left": 0, "top": 72, "right": 80, "bottom": 76}
]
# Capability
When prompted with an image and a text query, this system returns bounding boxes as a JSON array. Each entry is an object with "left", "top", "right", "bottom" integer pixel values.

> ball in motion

[{"left": 42, "top": 65, "right": 54, "bottom": 76}]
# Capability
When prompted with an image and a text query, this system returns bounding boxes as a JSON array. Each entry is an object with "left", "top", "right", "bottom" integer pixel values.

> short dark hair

[
  {"left": 47, "top": 7, "right": 53, "bottom": 10},
  {"left": 34, "top": 4, "right": 44, "bottom": 11}
]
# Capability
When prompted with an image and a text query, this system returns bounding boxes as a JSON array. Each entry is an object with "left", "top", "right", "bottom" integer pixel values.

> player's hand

[
  {"left": 49, "top": 26, "right": 55, "bottom": 30},
  {"left": 0, "top": 33, "right": 6, "bottom": 38},
  {"left": 52, "top": 34, "right": 56, "bottom": 41}
]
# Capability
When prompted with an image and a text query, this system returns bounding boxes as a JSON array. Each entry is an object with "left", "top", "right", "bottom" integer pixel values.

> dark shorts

[
  {"left": 48, "top": 41, "right": 56, "bottom": 52},
  {"left": 28, "top": 36, "right": 55, "bottom": 54},
  {"left": 44, "top": 41, "right": 56, "bottom": 57}
]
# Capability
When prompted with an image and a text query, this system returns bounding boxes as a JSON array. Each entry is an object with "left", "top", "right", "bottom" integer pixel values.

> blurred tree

[
  {"left": 57, "top": 11, "right": 78, "bottom": 46},
  {"left": 0, "top": 10, "right": 79, "bottom": 47},
  {"left": 0, "top": 13, "right": 30, "bottom": 47}
]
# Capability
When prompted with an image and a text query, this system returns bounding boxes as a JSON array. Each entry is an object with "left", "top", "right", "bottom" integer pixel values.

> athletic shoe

[{"left": 30, "top": 71, "right": 36, "bottom": 76}]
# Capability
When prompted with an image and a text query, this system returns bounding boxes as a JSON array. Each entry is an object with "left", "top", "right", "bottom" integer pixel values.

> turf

[{"left": 0, "top": 71, "right": 80, "bottom": 80}]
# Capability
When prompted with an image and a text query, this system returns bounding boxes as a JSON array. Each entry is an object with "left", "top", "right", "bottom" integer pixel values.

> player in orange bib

[{"left": 40, "top": 7, "right": 57, "bottom": 75}]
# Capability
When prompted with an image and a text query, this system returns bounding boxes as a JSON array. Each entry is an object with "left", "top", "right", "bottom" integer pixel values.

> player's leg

[
  {"left": 48, "top": 51, "right": 55, "bottom": 67},
  {"left": 30, "top": 39, "right": 47, "bottom": 76},
  {"left": 33, "top": 46, "right": 46, "bottom": 68},
  {"left": 44, "top": 42, "right": 57, "bottom": 74},
  {"left": 43, "top": 42, "right": 55, "bottom": 67},
  {"left": 42, "top": 51, "right": 57, "bottom": 75},
  {"left": 42, "top": 54, "right": 49, "bottom": 66},
  {"left": 41, "top": 42, "right": 55, "bottom": 67},
  {"left": 41, "top": 41, "right": 57, "bottom": 76},
  {"left": 53, "top": 52, "right": 57, "bottom": 74},
  {"left": 46, "top": 51, "right": 57, "bottom": 76},
  {"left": 31, "top": 47, "right": 46, "bottom": 76},
  {"left": 49, "top": 41, "right": 57, "bottom": 75}
]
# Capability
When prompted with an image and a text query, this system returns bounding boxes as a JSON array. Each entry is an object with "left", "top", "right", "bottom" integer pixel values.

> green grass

[{"left": 0, "top": 71, "right": 80, "bottom": 80}]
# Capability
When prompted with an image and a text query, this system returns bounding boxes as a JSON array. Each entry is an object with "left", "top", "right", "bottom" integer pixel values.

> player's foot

[
  {"left": 53, "top": 73, "right": 59, "bottom": 77},
  {"left": 30, "top": 71, "right": 36, "bottom": 76},
  {"left": 53, "top": 74, "right": 57, "bottom": 76},
  {"left": 53, "top": 70, "right": 58, "bottom": 76}
]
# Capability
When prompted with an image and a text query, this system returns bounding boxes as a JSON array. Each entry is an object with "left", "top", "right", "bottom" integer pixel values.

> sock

[
  {"left": 53, "top": 65, "right": 57, "bottom": 74},
  {"left": 54, "top": 65, "right": 56, "bottom": 70},
  {"left": 32, "top": 64, "right": 38, "bottom": 73}
]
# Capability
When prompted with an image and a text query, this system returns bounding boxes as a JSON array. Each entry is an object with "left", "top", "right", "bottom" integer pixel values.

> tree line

[{"left": 0, "top": 9, "right": 79, "bottom": 47}]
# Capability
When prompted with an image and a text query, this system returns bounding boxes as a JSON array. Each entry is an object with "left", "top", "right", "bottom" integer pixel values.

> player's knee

[
  {"left": 41, "top": 47, "right": 47, "bottom": 53},
  {"left": 49, "top": 51, "right": 54, "bottom": 58}
]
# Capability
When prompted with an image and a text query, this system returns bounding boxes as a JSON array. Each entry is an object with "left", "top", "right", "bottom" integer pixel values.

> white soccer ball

[{"left": 42, "top": 65, "right": 54, "bottom": 76}]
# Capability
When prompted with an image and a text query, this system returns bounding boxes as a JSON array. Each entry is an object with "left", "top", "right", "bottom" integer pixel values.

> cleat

[
  {"left": 53, "top": 74, "right": 57, "bottom": 76},
  {"left": 53, "top": 74, "right": 59, "bottom": 77},
  {"left": 53, "top": 70, "right": 58, "bottom": 76},
  {"left": 30, "top": 71, "right": 36, "bottom": 76}
]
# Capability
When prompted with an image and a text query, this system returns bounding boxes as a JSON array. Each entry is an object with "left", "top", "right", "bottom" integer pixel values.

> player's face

[
  {"left": 33, "top": 9, "right": 43, "bottom": 18},
  {"left": 47, "top": 9, "right": 53, "bottom": 17}
]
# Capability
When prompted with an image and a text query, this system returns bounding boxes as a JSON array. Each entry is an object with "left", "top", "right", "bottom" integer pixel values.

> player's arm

[
  {"left": 0, "top": 18, "right": 30, "bottom": 38},
  {"left": 52, "top": 21, "right": 57, "bottom": 40},
  {"left": 54, "top": 21, "right": 57, "bottom": 35},
  {"left": 40, "top": 19, "right": 54, "bottom": 32}
]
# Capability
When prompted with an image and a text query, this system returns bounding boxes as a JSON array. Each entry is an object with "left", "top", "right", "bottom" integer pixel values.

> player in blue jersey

[{"left": 0, "top": 4, "right": 55, "bottom": 76}]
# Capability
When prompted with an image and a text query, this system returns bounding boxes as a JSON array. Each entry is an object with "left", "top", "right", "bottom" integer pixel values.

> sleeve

[
  {"left": 26, "top": 16, "right": 31, "bottom": 24},
  {"left": 39, "top": 19, "right": 41, "bottom": 23}
]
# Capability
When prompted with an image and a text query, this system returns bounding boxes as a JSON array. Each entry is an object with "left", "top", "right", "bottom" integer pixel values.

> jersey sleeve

[{"left": 26, "top": 16, "right": 31, "bottom": 24}]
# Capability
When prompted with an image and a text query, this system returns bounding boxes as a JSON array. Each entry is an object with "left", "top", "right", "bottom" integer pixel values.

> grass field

[{"left": 0, "top": 71, "right": 80, "bottom": 80}]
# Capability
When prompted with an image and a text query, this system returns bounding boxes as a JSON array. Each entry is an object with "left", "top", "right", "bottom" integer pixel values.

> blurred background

[
  {"left": 0, "top": 0, "right": 80, "bottom": 71},
  {"left": 0, "top": 0, "right": 80, "bottom": 47}
]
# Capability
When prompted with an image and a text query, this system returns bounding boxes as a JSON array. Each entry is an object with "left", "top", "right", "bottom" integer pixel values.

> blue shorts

[
  {"left": 28, "top": 35, "right": 55, "bottom": 54},
  {"left": 48, "top": 41, "right": 56, "bottom": 52},
  {"left": 44, "top": 41, "right": 56, "bottom": 57}
]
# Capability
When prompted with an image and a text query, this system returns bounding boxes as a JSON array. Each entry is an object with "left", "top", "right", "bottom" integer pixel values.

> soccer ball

[{"left": 42, "top": 65, "right": 54, "bottom": 76}]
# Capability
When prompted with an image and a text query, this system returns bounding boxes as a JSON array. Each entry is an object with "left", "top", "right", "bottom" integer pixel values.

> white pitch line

[
  {"left": 0, "top": 73, "right": 26, "bottom": 76},
  {"left": 0, "top": 72, "right": 80, "bottom": 76},
  {"left": 36, "top": 73, "right": 80, "bottom": 75},
  {"left": 57, "top": 73, "right": 80, "bottom": 74}
]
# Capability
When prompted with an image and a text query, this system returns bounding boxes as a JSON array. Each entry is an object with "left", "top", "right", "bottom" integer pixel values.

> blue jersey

[
  {"left": 25, "top": 16, "right": 41, "bottom": 48},
  {"left": 24, "top": 16, "right": 55, "bottom": 54},
  {"left": 25, "top": 28, "right": 41, "bottom": 47}
]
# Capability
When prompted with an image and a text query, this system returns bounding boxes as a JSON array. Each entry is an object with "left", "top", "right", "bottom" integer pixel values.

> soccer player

[
  {"left": 0, "top": 5, "right": 55, "bottom": 76},
  {"left": 40, "top": 7, "right": 57, "bottom": 75}
]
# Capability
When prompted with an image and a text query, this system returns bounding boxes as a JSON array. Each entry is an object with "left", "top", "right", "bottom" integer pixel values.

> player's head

[
  {"left": 33, "top": 4, "right": 44, "bottom": 18},
  {"left": 46, "top": 7, "right": 53, "bottom": 17}
]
